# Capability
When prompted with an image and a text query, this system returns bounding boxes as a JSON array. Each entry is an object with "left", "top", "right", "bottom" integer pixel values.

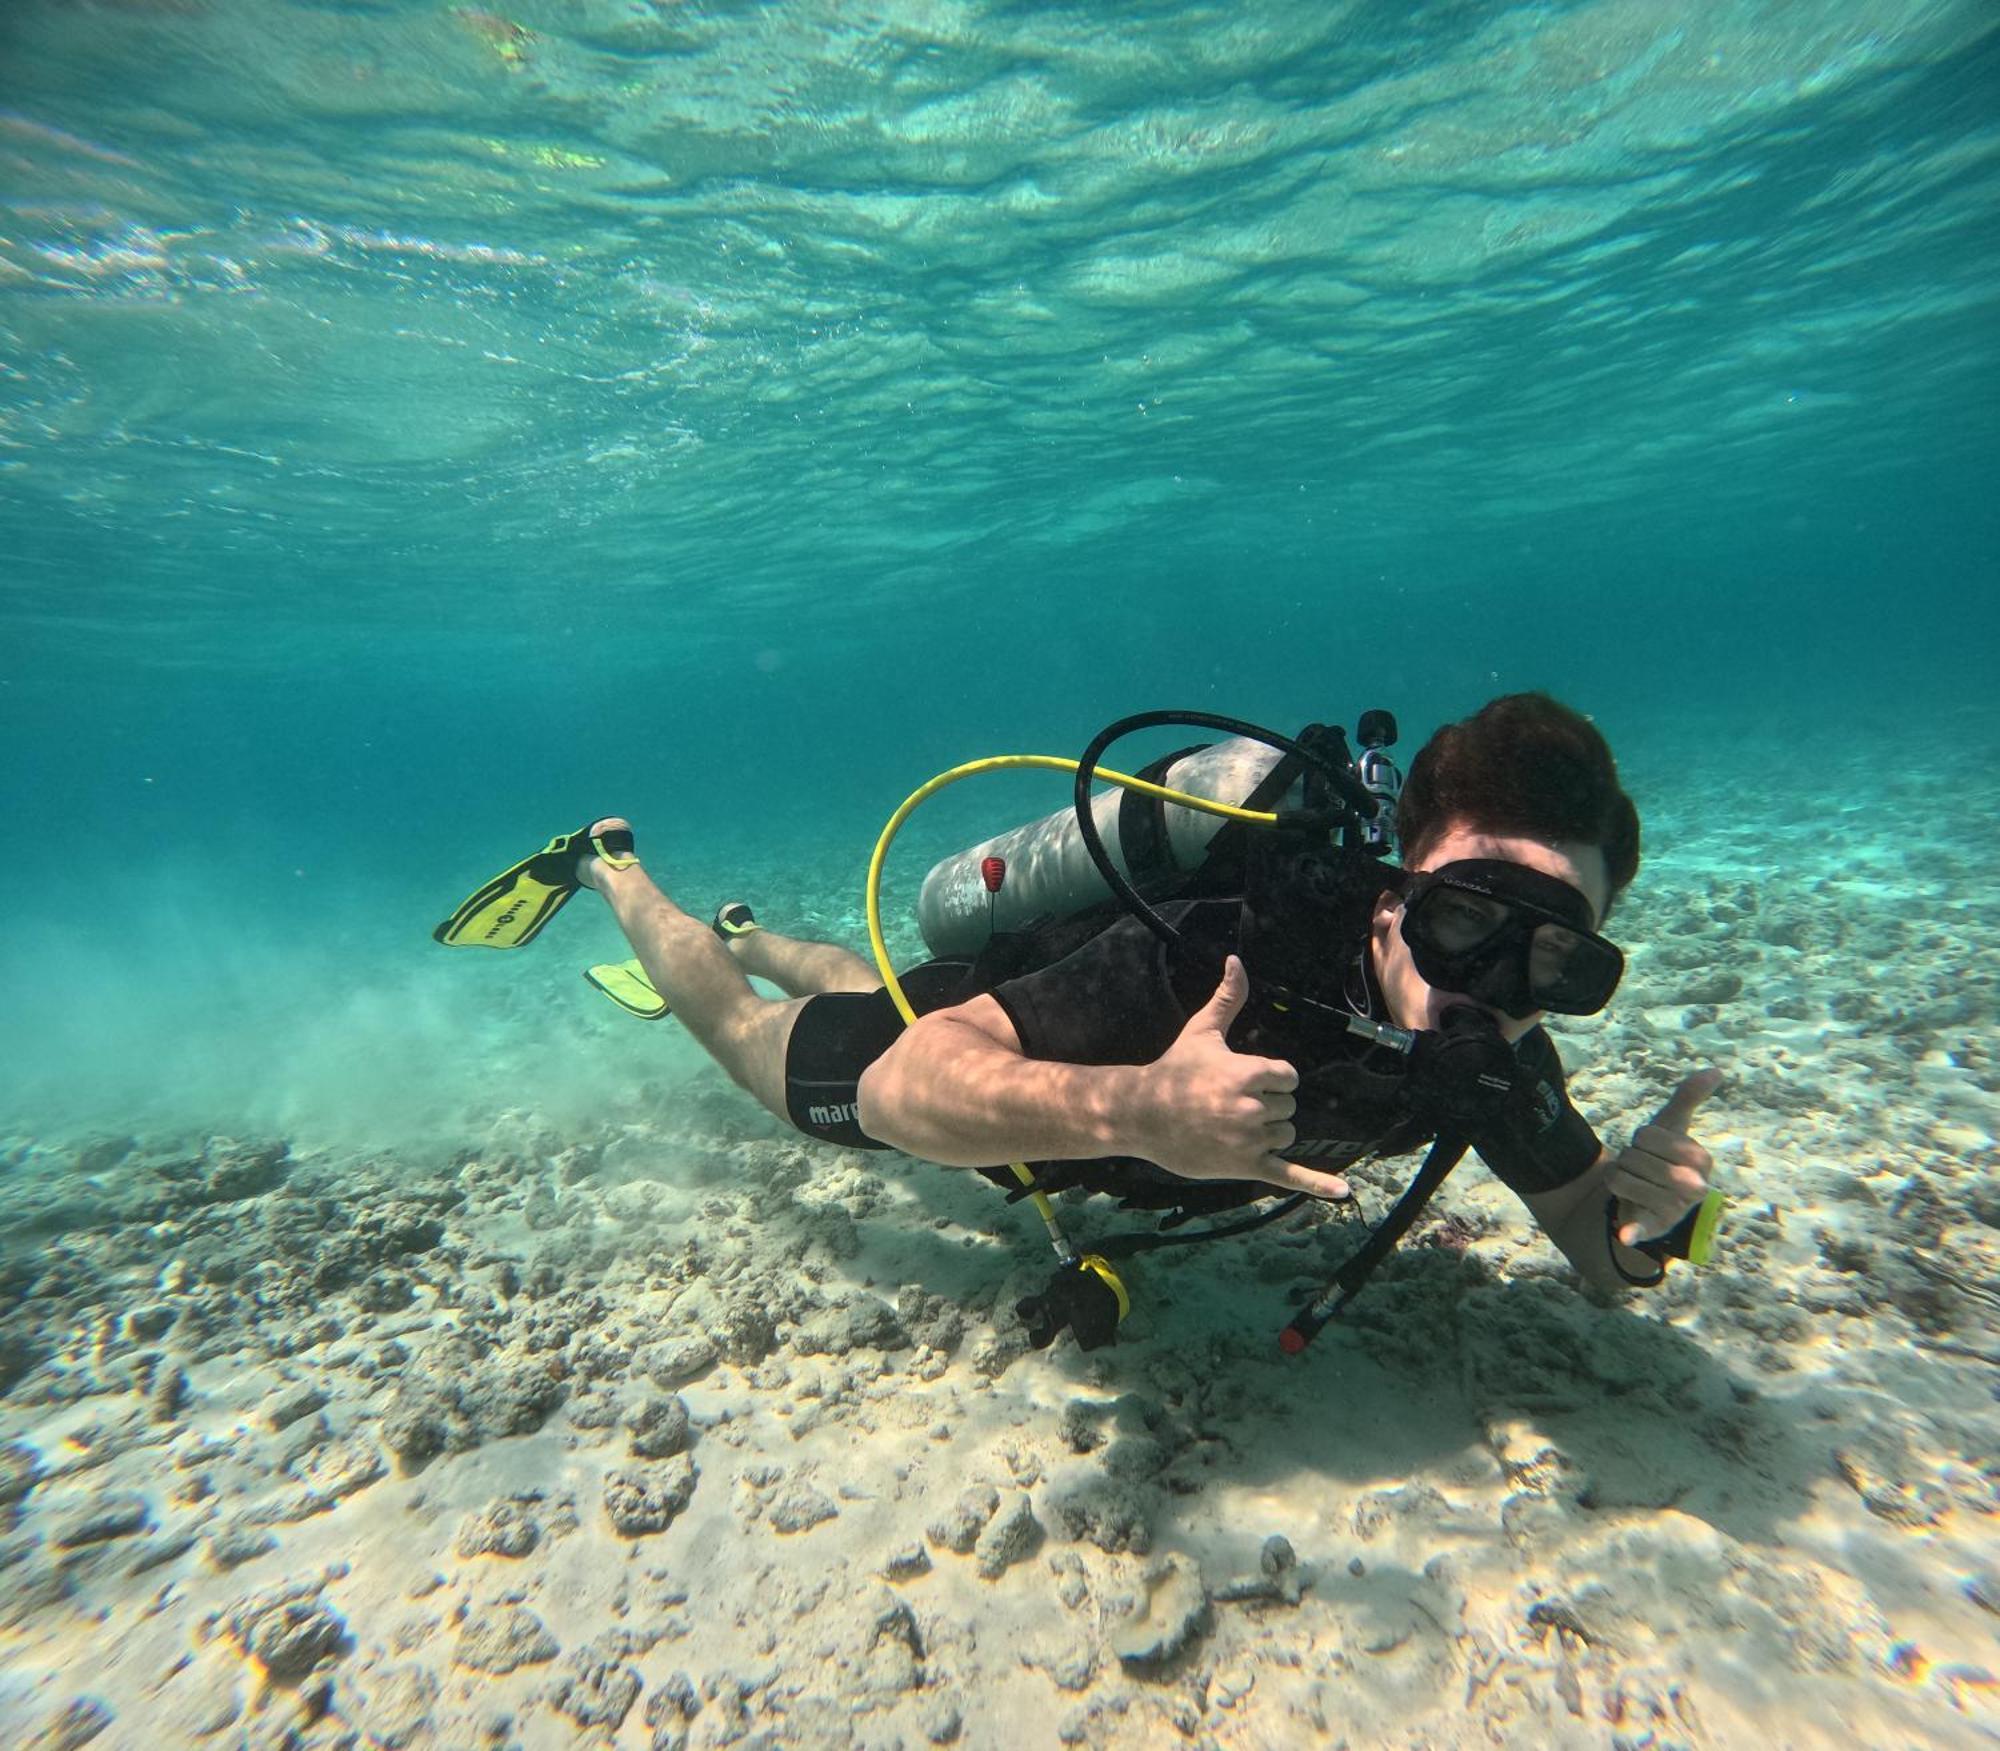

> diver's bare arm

[
  {"left": 1522, "top": 1073, "right": 1721, "bottom": 1291},
  {"left": 856, "top": 996, "right": 1147, "bottom": 1168},
  {"left": 1519, "top": 1152, "right": 1667, "bottom": 1292}
]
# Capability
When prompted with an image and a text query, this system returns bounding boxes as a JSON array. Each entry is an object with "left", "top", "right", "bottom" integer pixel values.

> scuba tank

[{"left": 919, "top": 737, "right": 1309, "bottom": 958}]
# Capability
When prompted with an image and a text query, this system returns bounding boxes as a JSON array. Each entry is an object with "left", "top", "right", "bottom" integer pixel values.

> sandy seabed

[{"left": 1, "top": 738, "right": 1996, "bottom": 1751}]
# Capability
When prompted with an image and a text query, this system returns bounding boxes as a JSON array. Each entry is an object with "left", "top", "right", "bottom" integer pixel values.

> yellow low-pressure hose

[{"left": 863, "top": 754, "right": 1279, "bottom": 1264}]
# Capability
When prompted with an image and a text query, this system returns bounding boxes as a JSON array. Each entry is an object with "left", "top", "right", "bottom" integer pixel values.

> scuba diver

[{"left": 434, "top": 693, "right": 1723, "bottom": 1352}]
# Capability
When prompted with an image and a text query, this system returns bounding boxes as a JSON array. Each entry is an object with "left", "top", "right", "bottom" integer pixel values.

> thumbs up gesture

[
  {"left": 1129, "top": 957, "right": 1351, "bottom": 1200},
  {"left": 1609, "top": 1069, "right": 1723, "bottom": 1247}
]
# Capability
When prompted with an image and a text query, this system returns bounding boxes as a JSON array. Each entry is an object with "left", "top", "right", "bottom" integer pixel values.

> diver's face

[{"left": 1371, "top": 823, "right": 1611, "bottom": 1043}]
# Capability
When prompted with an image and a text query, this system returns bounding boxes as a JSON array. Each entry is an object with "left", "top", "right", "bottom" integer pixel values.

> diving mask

[{"left": 1397, "top": 858, "right": 1623, "bottom": 1019}]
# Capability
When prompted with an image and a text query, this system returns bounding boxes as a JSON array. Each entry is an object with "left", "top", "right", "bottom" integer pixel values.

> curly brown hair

[{"left": 1395, "top": 693, "right": 1640, "bottom": 913}]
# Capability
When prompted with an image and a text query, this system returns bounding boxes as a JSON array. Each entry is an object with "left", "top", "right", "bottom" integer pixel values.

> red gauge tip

[{"left": 1277, "top": 1326, "right": 1307, "bottom": 1355}]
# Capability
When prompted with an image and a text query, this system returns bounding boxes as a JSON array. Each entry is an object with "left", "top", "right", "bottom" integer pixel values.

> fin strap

[{"left": 589, "top": 826, "right": 639, "bottom": 870}]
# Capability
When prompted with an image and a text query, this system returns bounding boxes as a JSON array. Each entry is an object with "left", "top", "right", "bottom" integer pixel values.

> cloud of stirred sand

[{"left": 0, "top": 866, "right": 711, "bottom": 1158}]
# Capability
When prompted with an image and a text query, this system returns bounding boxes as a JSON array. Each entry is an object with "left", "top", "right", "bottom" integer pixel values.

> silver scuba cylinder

[{"left": 916, "top": 738, "right": 1292, "bottom": 958}]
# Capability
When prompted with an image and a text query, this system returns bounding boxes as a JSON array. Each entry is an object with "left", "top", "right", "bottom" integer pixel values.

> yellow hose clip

[
  {"left": 1077, "top": 1254, "right": 1132, "bottom": 1324},
  {"left": 1686, "top": 1188, "right": 1726, "bottom": 1268}
]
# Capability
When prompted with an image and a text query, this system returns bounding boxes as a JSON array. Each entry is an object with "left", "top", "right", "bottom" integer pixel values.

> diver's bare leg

[
  {"left": 578, "top": 821, "right": 801, "bottom": 1122},
  {"left": 723, "top": 923, "right": 880, "bottom": 997}
]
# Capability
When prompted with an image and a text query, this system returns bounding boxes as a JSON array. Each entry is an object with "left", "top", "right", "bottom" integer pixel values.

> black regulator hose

[{"left": 1072, "top": 710, "right": 1379, "bottom": 952}]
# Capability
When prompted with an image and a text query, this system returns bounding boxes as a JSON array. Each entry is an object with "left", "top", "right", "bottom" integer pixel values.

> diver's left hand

[{"left": 1609, "top": 1069, "right": 1723, "bottom": 1246}]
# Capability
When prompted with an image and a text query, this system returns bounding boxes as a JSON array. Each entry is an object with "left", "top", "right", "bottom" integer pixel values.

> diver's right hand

[{"left": 1129, "top": 957, "right": 1350, "bottom": 1200}]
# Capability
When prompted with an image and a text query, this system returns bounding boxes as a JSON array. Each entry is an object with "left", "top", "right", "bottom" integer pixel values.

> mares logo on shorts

[
  {"left": 808, "top": 1101, "right": 860, "bottom": 1130},
  {"left": 1533, "top": 1079, "right": 1561, "bottom": 1131}
]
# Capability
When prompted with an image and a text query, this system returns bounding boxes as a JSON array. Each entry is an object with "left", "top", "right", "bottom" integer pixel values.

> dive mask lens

[
  {"left": 1400, "top": 860, "right": 1623, "bottom": 1018},
  {"left": 1416, "top": 887, "right": 1514, "bottom": 954},
  {"left": 1526, "top": 919, "right": 1624, "bottom": 1014}
]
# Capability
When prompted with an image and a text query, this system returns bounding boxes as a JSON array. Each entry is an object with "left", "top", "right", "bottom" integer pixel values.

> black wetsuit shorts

[{"left": 783, "top": 960, "right": 975, "bottom": 1148}]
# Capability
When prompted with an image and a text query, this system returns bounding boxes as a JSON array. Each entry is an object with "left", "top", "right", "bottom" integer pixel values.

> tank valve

[{"left": 1354, "top": 710, "right": 1402, "bottom": 850}]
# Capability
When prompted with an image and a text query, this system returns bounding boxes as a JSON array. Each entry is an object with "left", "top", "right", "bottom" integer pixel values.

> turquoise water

[
  {"left": 1, "top": 0, "right": 1997, "bottom": 1140},
  {"left": 4, "top": 11, "right": 2000, "bottom": 1746}
]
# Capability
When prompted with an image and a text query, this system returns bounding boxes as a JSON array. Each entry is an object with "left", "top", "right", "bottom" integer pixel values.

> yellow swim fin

[
  {"left": 432, "top": 824, "right": 635, "bottom": 949},
  {"left": 584, "top": 959, "right": 671, "bottom": 1020}
]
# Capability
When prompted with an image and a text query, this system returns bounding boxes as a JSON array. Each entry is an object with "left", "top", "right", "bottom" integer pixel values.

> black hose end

[
  {"left": 1015, "top": 1263, "right": 1125, "bottom": 1352},
  {"left": 1014, "top": 1293, "right": 1063, "bottom": 1351}
]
